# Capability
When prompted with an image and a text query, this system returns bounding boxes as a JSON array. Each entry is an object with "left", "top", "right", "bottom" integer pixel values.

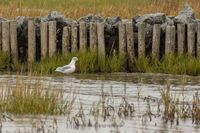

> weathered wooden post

[
  {"left": 197, "top": 23, "right": 200, "bottom": 57},
  {"left": 177, "top": 24, "right": 185, "bottom": 55},
  {"left": 40, "top": 22, "right": 48, "bottom": 59},
  {"left": 165, "top": 25, "right": 175, "bottom": 55},
  {"left": 48, "top": 21, "right": 56, "bottom": 57},
  {"left": 138, "top": 23, "right": 145, "bottom": 57},
  {"left": 10, "top": 21, "right": 18, "bottom": 63},
  {"left": 28, "top": 20, "right": 36, "bottom": 63},
  {"left": 152, "top": 24, "right": 161, "bottom": 58},
  {"left": 187, "top": 23, "right": 196, "bottom": 56},
  {"left": 97, "top": 22, "right": 105, "bottom": 60},
  {"left": 118, "top": 22, "right": 126, "bottom": 57},
  {"left": 89, "top": 22, "right": 98, "bottom": 53},
  {"left": 0, "top": 22, "right": 2, "bottom": 51},
  {"left": 125, "top": 22, "right": 135, "bottom": 71},
  {"left": 2, "top": 21, "right": 10, "bottom": 53},
  {"left": 79, "top": 22, "right": 87, "bottom": 52},
  {"left": 62, "top": 26, "right": 70, "bottom": 54},
  {"left": 71, "top": 23, "right": 78, "bottom": 52}
]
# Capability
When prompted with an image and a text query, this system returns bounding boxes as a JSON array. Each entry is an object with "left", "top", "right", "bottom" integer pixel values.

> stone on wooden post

[
  {"left": 197, "top": 23, "right": 200, "bottom": 57},
  {"left": 28, "top": 20, "right": 36, "bottom": 63},
  {"left": 177, "top": 24, "right": 185, "bottom": 55},
  {"left": 187, "top": 23, "right": 196, "bottom": 56},
  {"left": 79, "top": 22, "right": 87, "bottom": 52},
  {"left": 89, "top": 22, "right": 98, "bottom": 53},
  {"left": 138, "top": 23, "right": 145, "bottom": 57},
  {"left": 2, "top": 21, "right": 10, "bottom": 53},
  {"left": 71, "top": 23, "right": 78, "bottom": 52},
  {"left": 48, "top": 21, "right": 57, "bottom": 57},
  {"left": 165, "top": 25, "right": 175, "bottom": 55},
  {"left": 10, "top": 21, "right": 18, "bottom": 63},
  {"left": 125, "top": 22, "right": 135, "bottom": 71},
  {"left": 118, "top": 22, "right": 127, "bottom": 57},
  {"left": 97, "top": 22, "right": 105, "bottom": 60},
  {"left": 152, "top": 24, "right": 161, "bottom": 58},
  {"left": 40, "top": 22, "right": 48, "bottom": 59},
  {"left": 62, "top": 26, "right": 70, "bottom": 54}
]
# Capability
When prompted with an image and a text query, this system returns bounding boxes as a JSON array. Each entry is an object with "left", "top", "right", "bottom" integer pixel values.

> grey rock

[
  {"left": 16, "top": 16, "right": 29, "bottom": 29},
  {"left": 173, "top": 3, "right": 196, "bottom": 24},
  {"left": 15, "top": 16, "right": 29, "bottom": 62},
  {"left": 135, "top": 13, "right": 166, "bottom": 25},
  {"left": 42, "top": 11, "right": 74, "bottom": 26},
  {"left": 105, "top": 16, "right": 121, "bottom": 26},
  {"left": 161, "top": 16, "right": 174, "bottom": 31},
  {"left": 105, "top": 16, "right": 121, "bottom": 34},
  {"left": 0, "top": 17, "right": 6, "bottom": 22},
  {"left": 78, "top": 14, "right": 104, "bottom": 23}
]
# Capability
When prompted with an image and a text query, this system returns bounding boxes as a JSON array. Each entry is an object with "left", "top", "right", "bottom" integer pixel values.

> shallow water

[{"left": 0, "top": 73, "right": 200, "bottom": 133}]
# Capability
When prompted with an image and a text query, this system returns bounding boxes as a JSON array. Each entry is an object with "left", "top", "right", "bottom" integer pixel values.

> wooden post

[
  {"left": 89, "top": 22, "right": 98, "bottom": 53},
  {"left": 48, "top": 21, "right": 56, "bottom": 57},
  {"left": 187, "top": 23, "right": 196, "bottom": 56},
  {"left": 97, "top": 22, "right": 105, "bottom": 59},
  {"left": 138, "top": 23, "right": 145, "bottom": 57},
  {"left": 62, "top": 26, "right": 70, "bottom": 54},
  {"left": 2, "top": 21, "right": 10, "bottom": 53},
  {"left": 40, "top": 22, "right": 48, "bottom": 59},
  {"left": 152, "top": 24, "right": 161, "bottom": 58},
  {"left": 125, "top": 22, "right": 135, "bottom": 71},
  {"left": 71, "top": 23, "right": 78, "bottom": 52},
  {"left": 79, "top": 22, "right": 87, "bottom": 52},
  {"left": 10, "top": 21, "right": 18, "bottom": 63},
  {"left": 0, "top": 22, "right": 2, "bottom": 51},
  {"left": 118, "top": 22, "right": 126, "bottom": 57},
  {"left": 197, "top": 23, "right": 200, "bottom": 57},
  {"left": 28, "top": 20, "right": 36, "bottom": 63},
  {"left": 165, "top": 25, "right": 175, "bottom": 55},
  {"left": 177, "top": 24, "right": 185, "bottom": 55}
]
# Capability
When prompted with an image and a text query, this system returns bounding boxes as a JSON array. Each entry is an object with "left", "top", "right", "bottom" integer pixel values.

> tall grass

[
  {"left": 2, "top": 50, "right": 200, "bottom": 75},
  {"left": 0, "top": 52, "right": 10, "bottom": 71},
  {"left": 0, "top": 74, "right": 76, "bottom": 114},
  {"left": 31, "top": 51, "right": 125, "bottom": 74},
  {"left": 133, "top": 54, "right": 200, "bottom": 75},
  {"left": 0, "top": 0, "right": 200, "bottom": 19}
]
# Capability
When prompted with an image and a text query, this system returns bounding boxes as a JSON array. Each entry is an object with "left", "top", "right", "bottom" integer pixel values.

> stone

[
  {"left": 78, "top": 14, "right": 104, "bottom": 23},
  {"left": 135, "top": 13, "right": 166, "bottom": 25},
  {"left": 173, "top": 3, "right": 196, "bottom": 24}
]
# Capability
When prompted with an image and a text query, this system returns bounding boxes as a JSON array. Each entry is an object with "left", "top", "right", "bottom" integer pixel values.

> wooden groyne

[{"left": 0, "top": 20, "right": 200, "bottom": 64}]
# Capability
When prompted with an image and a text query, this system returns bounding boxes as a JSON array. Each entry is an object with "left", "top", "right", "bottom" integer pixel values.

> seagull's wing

[
  {"left": 60, "top": 65, "right": 71, "bottom": 71},
  {"left": 56, "top": 65, "right": 71, "bottom": 72}
]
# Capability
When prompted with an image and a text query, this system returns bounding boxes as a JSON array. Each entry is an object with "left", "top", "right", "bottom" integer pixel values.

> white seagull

[{"left": 55, "top": 57, "right": 78, "bottom": 74}]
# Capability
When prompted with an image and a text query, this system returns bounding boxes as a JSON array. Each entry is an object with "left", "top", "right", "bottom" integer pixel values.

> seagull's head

[{"left": 72, "top": 57, "right": 78, "bottom": 62}]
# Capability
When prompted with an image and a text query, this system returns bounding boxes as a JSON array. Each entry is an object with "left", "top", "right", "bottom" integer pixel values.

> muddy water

[{"left": 0, "top": 73, "right": 200, "bottom": 133}]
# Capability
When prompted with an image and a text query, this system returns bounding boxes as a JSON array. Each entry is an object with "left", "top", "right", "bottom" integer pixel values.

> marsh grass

[
  {"left": 133, "top": 54, "right": 200, "bottom": 76},
  {"left": 158, "top": 80, "right": 200, "bottom": 125},
  {"left": 0, "top": 0, "right": 200, "bottom": 19},
  {"left": 1, "top": 50, "right": 200, "bottom": 75},
  {"left": 0, "top": 52, "right": 11, "bottom": 71},
  {"left": 30, "top": 51, "right": 126, "bottom": 74},
  {"left": 0, "top": 75, "right": 75, "bottom": 115}
]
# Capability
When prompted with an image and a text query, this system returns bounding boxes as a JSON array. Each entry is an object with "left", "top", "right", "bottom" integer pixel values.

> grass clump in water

[{"left": 0, "top": 75, "right": 75, "bottom": 115}]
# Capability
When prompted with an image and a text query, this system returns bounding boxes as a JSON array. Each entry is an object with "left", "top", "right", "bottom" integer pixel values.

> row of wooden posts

[{"left": 0, "top": 20, "right": 200, "bottom": 64}]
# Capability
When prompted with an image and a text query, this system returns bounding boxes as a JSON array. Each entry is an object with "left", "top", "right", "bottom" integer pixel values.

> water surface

[{"left": 0, "top": 73, "right": 200, "bottom": 133}]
